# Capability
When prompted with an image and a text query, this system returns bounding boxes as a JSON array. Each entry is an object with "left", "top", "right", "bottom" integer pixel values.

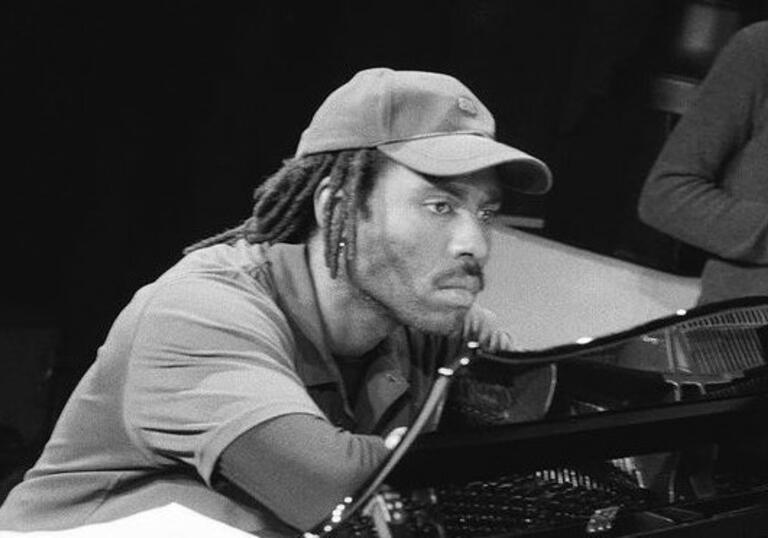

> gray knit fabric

[{"left": 639, "top": 22, "right": 768, "bottom": 304}]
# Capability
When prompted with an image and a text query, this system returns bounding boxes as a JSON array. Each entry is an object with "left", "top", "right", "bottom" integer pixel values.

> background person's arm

[{"left": 638, "top": 23, "right": 768, "bottom": 263}]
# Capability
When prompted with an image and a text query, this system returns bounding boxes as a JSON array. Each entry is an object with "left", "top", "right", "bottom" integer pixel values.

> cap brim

[{"left": 378, "top": 134, "right": 552, "bottom": 195}]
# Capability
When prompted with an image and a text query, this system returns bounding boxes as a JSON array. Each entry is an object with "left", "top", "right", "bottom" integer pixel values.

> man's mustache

[{"left": 434, "top": 260, "right": 485, "bottom": 291}]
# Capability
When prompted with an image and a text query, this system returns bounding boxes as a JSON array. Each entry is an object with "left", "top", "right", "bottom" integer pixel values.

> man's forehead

[
  {"left": 428, "top": 168, "right": 503, "bottom": 202},
  {"left": 374, "top": 159, "right": 503, "bottom": 203}
]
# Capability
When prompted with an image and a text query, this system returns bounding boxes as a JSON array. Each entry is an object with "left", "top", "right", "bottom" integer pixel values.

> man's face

[{"left": 349, "top": 161, "right": 502, "bottom": 335}]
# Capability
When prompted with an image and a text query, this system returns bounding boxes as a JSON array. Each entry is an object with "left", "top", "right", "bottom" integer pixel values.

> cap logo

[{"left": 457, "top": 96, "right": 478, "bottom": 116}]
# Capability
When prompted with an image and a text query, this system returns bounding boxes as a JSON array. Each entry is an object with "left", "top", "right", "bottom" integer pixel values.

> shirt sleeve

[
  {"left": 123, "top": 273, "right": 326, "bottom": 484},
  {"left": 638, "top": 22, "right": 768, "bottom": 264},
  {"left": 216, "top": 413, "right": 389, "bottom": 532}
]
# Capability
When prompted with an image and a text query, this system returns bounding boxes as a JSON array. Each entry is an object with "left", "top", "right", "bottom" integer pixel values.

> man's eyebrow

[{"left": 427, "top": 180, "right": 503, "bottom": 205}]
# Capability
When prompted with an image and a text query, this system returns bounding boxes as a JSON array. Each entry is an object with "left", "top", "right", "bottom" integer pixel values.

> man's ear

[{"left": 313, "top": 177, "right": 344, "bottom": 229}]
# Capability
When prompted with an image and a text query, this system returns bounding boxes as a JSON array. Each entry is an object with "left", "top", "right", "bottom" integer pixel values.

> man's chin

[
  {"left": 354, "top": 283, "right": 469, "bottom": 335},
  {"left": 396, "top": 308, "right": 468, "bottom": 336}
]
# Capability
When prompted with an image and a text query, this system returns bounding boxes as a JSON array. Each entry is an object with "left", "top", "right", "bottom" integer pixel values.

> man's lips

[{"left": 436, "top": 276, "right": 482, "bottom": 294}]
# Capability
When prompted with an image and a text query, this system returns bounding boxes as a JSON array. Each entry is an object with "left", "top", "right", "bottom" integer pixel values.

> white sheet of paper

[{"left": 0, "top": 503, "right": 257, "bottom": 538}]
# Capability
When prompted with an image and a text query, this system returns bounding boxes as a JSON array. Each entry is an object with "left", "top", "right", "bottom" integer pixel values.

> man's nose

[{"left": 448, "top": 212, "right": 490, "bottom": 263}]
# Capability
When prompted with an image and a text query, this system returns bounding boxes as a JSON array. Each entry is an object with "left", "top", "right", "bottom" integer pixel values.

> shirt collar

[
  {"left": 264, "top": 242, "right": 338, "bottom": 387},
  {"left": 263, "top": 242, "right": 414, "bottom": 431}
]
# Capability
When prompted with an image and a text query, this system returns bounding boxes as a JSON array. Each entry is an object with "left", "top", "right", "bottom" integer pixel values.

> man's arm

[
  {"left": 216, "top": 414, "right": 388, "bottom": 532},
  {"left": 125, "top": 276, "right": 388, "bottom": 532}
]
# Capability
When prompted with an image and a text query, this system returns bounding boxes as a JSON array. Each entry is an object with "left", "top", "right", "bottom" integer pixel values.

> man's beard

[{"left": 346, "top": 249, "right": 483, "bottom": 336}]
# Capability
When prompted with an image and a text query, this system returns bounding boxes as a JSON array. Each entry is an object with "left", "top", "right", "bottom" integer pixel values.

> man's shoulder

[
  {"left": 117, "top": 241, "right": 284, "bottom": 335},
  {"left": 165, "top": 240, "right": 272, "bottom": 283},
  {"left": 143, "top": 241, "right": 274, "bottom": 303}
]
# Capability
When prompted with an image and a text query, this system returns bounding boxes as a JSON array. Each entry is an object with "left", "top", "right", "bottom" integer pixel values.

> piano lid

[{"left": 401, "top": 295, "right": 768, "bottom": 487}]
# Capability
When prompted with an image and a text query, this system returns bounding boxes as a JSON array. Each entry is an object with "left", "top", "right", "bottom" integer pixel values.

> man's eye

[
  {"left": 427, "top": 201, "right": 454, "bottom": 215},
  {"left": 478, "top": 208, "right": 499, "bottom": 224}
]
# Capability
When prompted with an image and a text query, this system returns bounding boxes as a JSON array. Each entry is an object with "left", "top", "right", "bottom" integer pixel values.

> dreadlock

[{"left": 184, "top": 148, "right": 381, "bottom": 279}]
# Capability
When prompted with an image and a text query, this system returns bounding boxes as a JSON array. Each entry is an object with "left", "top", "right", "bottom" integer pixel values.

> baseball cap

[{"left": 295, "top": 67, "right": 552, "bottom": 198}]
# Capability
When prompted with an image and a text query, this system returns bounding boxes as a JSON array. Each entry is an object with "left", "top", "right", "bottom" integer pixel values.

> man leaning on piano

[{"left": 0, "top": 68, "right": 552, "bottom": 535}]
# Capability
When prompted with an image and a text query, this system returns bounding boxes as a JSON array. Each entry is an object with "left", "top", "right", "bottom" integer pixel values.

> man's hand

[
  {"left": 384, "top": 426, "right": 408, "bottom": 450},
  {"left": 463, "top": 304, "right": 515, "bottom": 353}
]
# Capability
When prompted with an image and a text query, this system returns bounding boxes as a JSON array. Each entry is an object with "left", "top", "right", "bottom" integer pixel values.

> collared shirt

[{"left": 0, "top": 240, "right": 459, "bottom": 533}]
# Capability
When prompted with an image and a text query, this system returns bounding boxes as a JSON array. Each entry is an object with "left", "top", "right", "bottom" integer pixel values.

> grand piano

[{"left": 311, "top": 230, "right": 768, "bottom": 537}]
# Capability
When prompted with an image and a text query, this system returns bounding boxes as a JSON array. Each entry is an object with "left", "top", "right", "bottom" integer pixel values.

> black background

[{"left": 3, "top": 0, "right": 768, "bottom": 443}]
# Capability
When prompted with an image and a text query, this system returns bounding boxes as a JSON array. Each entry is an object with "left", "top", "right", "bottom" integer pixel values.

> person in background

[
  {"left": 638, "top": 21, "right": 768, "bottom": 305},
  {"left": 0, "top": 67, "right": 551, "bottom": 535}
]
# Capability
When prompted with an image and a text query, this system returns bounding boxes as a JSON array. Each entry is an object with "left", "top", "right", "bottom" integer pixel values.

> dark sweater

[{"left": 638, "top": 21, "right": 768, "bottom": 304}]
